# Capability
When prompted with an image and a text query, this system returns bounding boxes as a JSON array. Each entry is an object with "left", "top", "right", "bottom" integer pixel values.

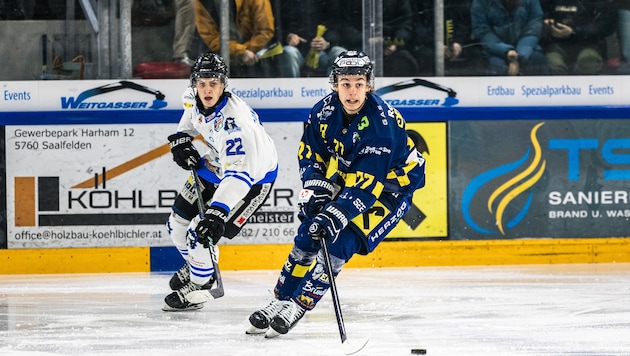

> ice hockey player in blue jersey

[
  {"left": 163, "top": 52, "right": 278, "bottom": 311},
  {"left": 246, "top": 50, "right": 426, "bottom": 337}
]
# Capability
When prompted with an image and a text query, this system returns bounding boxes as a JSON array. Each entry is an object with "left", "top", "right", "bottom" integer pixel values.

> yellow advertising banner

[{"left": 389, "top": 122, "right": 448, "bottom": 238}]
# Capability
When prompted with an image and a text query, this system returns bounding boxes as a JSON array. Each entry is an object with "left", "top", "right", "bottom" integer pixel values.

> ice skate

[
  {"left": 162, "top": 278, "right": 214, "bottom": 312},
  {"left": 169, "top": 262, "right": 190, "bottom": 290},
  {"left": 161, "top": 301, "right": 204, "bottom": 312},
  {"left": 265, "top": 300, "right": 306, "bottom": 338},
  {"left": 246, "top": 299, "right": 284, "bottom": 335}
]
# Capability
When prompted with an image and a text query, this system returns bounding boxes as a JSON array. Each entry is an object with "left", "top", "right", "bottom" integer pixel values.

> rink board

[
  {"left": 2, "top": 77, "right": 630, "bottom": 273},
  {"left": 1, "top": 238, "right": 630, "bottom": 274}
]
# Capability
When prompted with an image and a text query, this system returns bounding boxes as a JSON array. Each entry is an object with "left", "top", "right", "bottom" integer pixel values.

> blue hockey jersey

[{"left": 299, "top": 92, "right": 426, "bottom": 222}]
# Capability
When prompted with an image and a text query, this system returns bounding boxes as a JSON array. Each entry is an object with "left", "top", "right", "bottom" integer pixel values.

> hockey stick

[
  {"left": 190, "top": 168, "right": 225, "bottom": 299},
  {"left": 320, "top": 238, "right": 369, "bottom": 355}
]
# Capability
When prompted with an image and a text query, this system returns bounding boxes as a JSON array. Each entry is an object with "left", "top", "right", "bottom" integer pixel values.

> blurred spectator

[
  {"left": 471, "top": 0, "right": 549, "bottom": 76},
  {"left": 410, "top": 0, "right": 484, "bottom": 76},
  {"left": 337, "top": 0, "right": 419, "bottom": 77},
  {"left": 172, "top": 0, "right": 195, "bottom": 66},
  {"left": 194, "top": 0, "right": 278, "bottom": 77},
  {"left": 409, "top": 0, "right": 437, "bottom": 76},
  {"left": 0, "top": 0, "right": 25, "bottom": 19},
  {"left": 31, "top": 0, "right": 86, "bottom": 20},
  {"left": 32, "top": 0, "right": 56, "bottom": 19},
  {"left": 132, "top": 0, "right": 175, "bottom": 26},
  {"left": 613, "top": 0, "right": 630, "bottom": 73},
  {"left": 444, "top": 1, "right": 485, "bottom": 75},
  {"left": 277, "top": 0, "right": 346, "bottom": 77},
  {"left": 541, "top": 0, "right": 617, "bottom": 75}
]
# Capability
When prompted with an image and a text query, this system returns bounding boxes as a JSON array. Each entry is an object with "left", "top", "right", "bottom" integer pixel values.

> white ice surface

[{"left": 1, "top": 264, "right": 630, "bottom": 356}]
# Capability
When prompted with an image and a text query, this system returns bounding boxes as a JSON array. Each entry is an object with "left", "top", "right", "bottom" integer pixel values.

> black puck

[{"left": 411, "top": 348, "right": 426, "bottom": 355}]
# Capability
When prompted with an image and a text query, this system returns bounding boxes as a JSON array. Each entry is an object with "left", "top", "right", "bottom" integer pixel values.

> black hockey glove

[
  {"left": 168, "top": 132, "right": 201, "bottom": 170},
  {"left": 308, "top": 205, "right": 349, "bottom": 243},
  {"left": 195, "top": 207, "right": 228, "bottom": 248},
  {"left": 298, "top": 179, "right": 335, "bottom": 221}
]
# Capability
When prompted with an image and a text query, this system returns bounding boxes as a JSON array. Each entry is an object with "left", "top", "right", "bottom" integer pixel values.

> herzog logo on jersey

[
  {"left": 60, "top": 81, "right": 168, "bottom": 110},
  {"left": 462, "top": 123, "right": 547, "bottom": 235}
]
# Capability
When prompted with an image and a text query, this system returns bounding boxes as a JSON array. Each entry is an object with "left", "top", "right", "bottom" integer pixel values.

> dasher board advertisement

[
  {"left": 1, "top": 76, "right": 628, "bottom": 115},
  {"left": 450, "top": 119, "right": 630, "bottom": 239},
  {"left": 5, "top": 122, "right": 302, "bottom": 249}
]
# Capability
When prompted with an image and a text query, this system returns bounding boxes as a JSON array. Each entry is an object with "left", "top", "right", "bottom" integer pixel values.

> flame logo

[{"left": 462, "top": 123, "right": 546, "bottom": 235}]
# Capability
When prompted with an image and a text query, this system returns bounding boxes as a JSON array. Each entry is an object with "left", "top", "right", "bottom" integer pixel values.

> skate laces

[
  {"left": 277, "top": 300, "right": 305, "bottom": 324},
  {"left": 176, "top": 281, "right": 203, "bottom": 301},
  {"left": 175, "top": 263, "right": 190, "bottom": 282},
  {"left": 258, "top": 299, "right": 283, "bottom": 320}
]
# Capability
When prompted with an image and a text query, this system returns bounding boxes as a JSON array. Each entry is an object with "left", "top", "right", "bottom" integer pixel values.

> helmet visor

[
  {"left": 191, "top": 71, "right": 227, "bottom": 86},
  {"left": 192, "top": 70, "right": 225, "bottom": 79},
  {"left": 332, "top": 67, "right": 371, "bottom": 77}
]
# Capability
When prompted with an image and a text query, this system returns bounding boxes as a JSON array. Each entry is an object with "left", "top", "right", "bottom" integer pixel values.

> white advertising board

[
  {"left": 1, "top": 76, "right": 628, "bottom": 113},
  {"left": 5, "top": 122, "right": 302, "bottom": 249}
]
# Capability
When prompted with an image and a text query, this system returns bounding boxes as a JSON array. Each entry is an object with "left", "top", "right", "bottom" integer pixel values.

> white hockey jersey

[{"left": 176, "top": 92, "right": 278, "bottom": 213}]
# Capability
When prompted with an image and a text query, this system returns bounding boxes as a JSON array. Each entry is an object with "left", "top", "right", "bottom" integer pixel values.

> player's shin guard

[
  {"left": 172, "top": 231, "right": 217, "bottom": 305},
  {"left": 273, "top": 246, "right": 317, "bottom": 300},
  {"left": 248, "top": 245, "right": 315, "bottom": 335},
  {"left": 167, "top": 212, "right": 190, "bottom": 259},
  {"left": 292, "top": 250, "right": 345, "bottom": 311},
  {"left": 188, "top": 242, "right": 216, "bottom": 286},
  {"left": 265, "top": 251, "right": 344, "bottom": 338},
  {"left": 167, "top": 212, "right": 192, "bottom": 289}
]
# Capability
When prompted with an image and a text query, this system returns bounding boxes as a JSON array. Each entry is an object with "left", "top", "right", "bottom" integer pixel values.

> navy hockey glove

[
  {"left": 168, "top": 132, "right": 201, "bottom": 170},
  {"left": 195, "top": 207, "right": 228, "bottom": 248},
  {"left": 308, "top": 205, "right": 349, "bottom": 243},
  {"left": 298, "top": 179, "right": 335, "bottom": 221}
]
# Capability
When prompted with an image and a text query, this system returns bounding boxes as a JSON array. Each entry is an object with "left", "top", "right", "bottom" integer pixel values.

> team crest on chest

[
  {"left": 318, "top": 105, "right": 334, "bottom": 122},
  {"left": 213, "top": 112, "right": 224, "bottom": 131},
  {"left": 318, "top": 95, "right": 335, "bottom": 122},
  {"left": 224, "top": 117, "right": 241, "bottom": 133}
]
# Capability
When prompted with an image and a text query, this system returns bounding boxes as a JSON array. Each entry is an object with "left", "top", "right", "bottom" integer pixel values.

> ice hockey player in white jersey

[{"left": 163, "top": 52, "right": 278, "bottom": 311}]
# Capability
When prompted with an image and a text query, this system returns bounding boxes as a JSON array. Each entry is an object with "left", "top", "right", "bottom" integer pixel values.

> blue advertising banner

[{"left": 450, "top": 119, "right": 630, "bottom": 239}]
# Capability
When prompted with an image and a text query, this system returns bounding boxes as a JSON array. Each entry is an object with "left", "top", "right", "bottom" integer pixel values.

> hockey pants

[
  {"left": 167, "top": 174, "right": 273, "bottom": 285},
  {"left": 274, "top": 191, "right": 411, "bottom": 310}
]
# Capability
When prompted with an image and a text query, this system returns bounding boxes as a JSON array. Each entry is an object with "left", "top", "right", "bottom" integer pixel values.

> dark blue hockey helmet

[
  {"left": 191, "top": 52, "right": 228, "bottom": 87},
  {"left": 329, "top": 50, "right": 374, "bottom": 90}
]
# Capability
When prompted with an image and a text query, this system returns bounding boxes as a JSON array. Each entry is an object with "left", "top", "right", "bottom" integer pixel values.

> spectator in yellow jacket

[{"left": 195, "top": 0, "right": 276, "bottom": 77}]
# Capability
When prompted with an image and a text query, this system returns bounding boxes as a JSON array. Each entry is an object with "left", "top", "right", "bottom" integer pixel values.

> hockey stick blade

[
  {"left": 209, "top": 274, "right": 224, "bottom": 298},
  {"left": 184, "top": 279, "right": 224, "bottom": 302},
  {"left": 342, "top": 337, "right": 370, "bottom": 355},
  {"left": 208, "top": 245, "right": 225, "bottom": 298},
  {"left": 186, "top": 290, "right": 213, "bottom": 304}
]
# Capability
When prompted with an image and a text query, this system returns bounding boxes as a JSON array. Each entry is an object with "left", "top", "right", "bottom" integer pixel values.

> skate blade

[
  {"left": 161, "top": 303, "right": 204, "bottom": 312},
  {"left": 342, "top": 337, "right": 369, "bottom": 355},
  {"left": 264, "top": 328, "right": 281, "bottom": 339},
  {"left": 186, "top": 290, "right": 213, "bottom": 304},
  {"left": 245, "top": 325, "right": 268, "bottom": 335}
]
